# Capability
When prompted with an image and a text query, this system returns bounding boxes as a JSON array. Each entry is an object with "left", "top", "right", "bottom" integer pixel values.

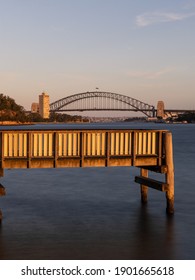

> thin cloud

[
  {"left": 127, "top": 67, "right": 175, "bottom": 79},
  {"left": 183, "top": 1, "right": 195, "bottom": 10},
  {"left": 136, "top": 11, "right": 195, "bottom": 27}
]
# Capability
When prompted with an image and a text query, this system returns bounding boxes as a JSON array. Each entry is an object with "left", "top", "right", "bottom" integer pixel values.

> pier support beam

[
  {"left": 165, "top": 132, "right": 174, "bottom": 214},
  {"left": 140, "top": 168, "right": 148, "bottom": 204}
]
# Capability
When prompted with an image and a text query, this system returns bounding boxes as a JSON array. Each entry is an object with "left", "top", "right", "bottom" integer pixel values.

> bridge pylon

[{"left": 157, "top": 101, "right": 165, "bottom": 118}]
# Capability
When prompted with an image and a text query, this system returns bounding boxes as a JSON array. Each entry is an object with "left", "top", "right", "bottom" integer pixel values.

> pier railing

[
  {"left": 0, "top": 129, "right": 165, "bottom": 169},
  {"left": 0, "top": 128, "right": 174, "bottom": 214}
]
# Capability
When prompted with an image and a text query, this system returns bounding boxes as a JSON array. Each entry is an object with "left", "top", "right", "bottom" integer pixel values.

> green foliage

[
  {"left": 0, "top": 93, "right": 88, "bottom": 123},
  {"left": 49, "top": 112, "right": 83, "bottom": 122},
  {"left": 0, "top": 93, "right": 27, "bottom": 122},
  {"left": 176, "top": 112, "right": 195, "bottom": 123},
  {"left": 27, "top": 113, "right": 44, "bottom": 122}
]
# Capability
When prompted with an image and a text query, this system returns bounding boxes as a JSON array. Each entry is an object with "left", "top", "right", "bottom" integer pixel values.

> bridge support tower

[{"left": 157, "top": 101, "right": 165, "bottom": 118}]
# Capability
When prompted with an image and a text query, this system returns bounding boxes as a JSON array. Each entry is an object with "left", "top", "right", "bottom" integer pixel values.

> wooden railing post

[
  {"left": 132, "top": 131, "right": 136, "bottom": 166},
  {"left": 80, "top": 132, "right": 84, "bottom": 167},
  {"left": 27, "top": 132, "right": 32, "bottom": 168},
  {"left": 105, "top": 132, "right": 110, "bottom": 167},
  {"left": 53, "top": 132, "right": 58, "bottom": 168},
  {"left": 165, "top": 132, "right": 174, "bottom": 214}
]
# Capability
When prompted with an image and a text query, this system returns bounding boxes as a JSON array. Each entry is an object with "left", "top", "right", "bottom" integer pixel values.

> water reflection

[
  {"left": 130, "top": 205, "right": 175, "bottom": 260},
  {"left": 0, "top": 223, "right": 6, "bottom": 260},
  {"left": 0, "top": 201, "right": 176, "bottom": 260}
]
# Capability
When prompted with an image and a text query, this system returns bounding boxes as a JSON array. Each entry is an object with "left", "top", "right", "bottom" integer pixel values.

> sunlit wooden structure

[{"left": 0, "top": 128, "right": 174, "bottom": 218}]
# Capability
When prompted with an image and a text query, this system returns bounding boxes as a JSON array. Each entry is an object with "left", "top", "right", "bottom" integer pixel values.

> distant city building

[
  {"left": 39, "top": 92, "right": 50, "bottom": 119},
  {"left": 157, "top": 101, "right": 165, "bottom": 118},
  {"left": 31, "top": 102, "right": 39, "bottom": 113}
]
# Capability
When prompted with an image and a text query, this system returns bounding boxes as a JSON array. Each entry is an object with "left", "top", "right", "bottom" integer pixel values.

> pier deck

[{"left": 0, "top": 128, "right": 174, "bottom": 215}]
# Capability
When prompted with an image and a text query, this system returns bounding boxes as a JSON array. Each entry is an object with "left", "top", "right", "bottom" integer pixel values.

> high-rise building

[
  {"left": 31, "top": 102, "right": 39, "bottom": 113},
  {"left": 39, "top": 92, "right": 50, "bottom": 119}
]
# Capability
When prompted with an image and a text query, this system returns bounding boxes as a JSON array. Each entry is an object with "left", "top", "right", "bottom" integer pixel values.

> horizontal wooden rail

[{"left": 135, "top": 176, "right": 169, "bottom": 192}]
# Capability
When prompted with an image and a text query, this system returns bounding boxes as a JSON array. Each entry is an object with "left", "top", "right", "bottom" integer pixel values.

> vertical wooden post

[
  {"left": 131, "top": 131, "right": 136, "bottom": 166},
  {"left": 80, "top": 132, "right": 84, "bottom": 167},
  {"left": 27, "top": 132, "right": 32, "bottom": 168},
  {"left": 53, "top": 132, "right": 58, "bottom": 168},
  {"left": 165, "top": 132, "right": 174, "bottom": 214},
  {"left": 140, "top": 168, "right": 148, "bottom": 203},
  {"left": 105, "top": 132, "right": 110, "bottom": 167}
]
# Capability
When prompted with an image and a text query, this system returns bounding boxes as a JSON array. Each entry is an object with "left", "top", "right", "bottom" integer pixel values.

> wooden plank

[
  {"left": 151, "top": 132, "right": 156, "bottom": 154},
  {"left": 13, "top": 133, "right": 18, "bottom": 157},
  {"left": 119, "top": 132, "right": 124, "bottom": 155},
  {"left": 8, "top": 133, "right": 13, "bottom": 156},
  {"left": 53, "top": 132, "right": 58, "bottom": 167},
  {"left": 105, "top": 132, "right": 110, "bottom": 166},
  {"left": 124, "top": 132, "right": 129, "bottom": 155},
  {"left": 91, "top": 133, "right": 96, "bottom": 156},
  {"left": 110, "top": 133, "right": 115, "bottom": 156},
  {"left": 68, "top": 133, "right": 72, "bottom": 156},
  {"left": 3, "top": 133, "right": 8, "bottom": 157},
  {"left": 131, "top": 131, "right": 136, "bottom": 165},
  {"left": 80, "top": 132, "right": 84, "bottom": 167},
  {"left": 38, "top": 133, "right": 42, "bottom": 156},
  {"left": 115, "top": 133, "right": 119, "bottom": 155},
  {"left": 135, "top": 176, "right": 168, "bottom": 192},
  {"left": 23, "top": 134, "right": 27, "bottom": 157},
  {"left": 72, "top": 133, "right": 77, "bottom": 156},
  {"left": 58, "top": 133, "right": 62, "bottom": 156},
  {"left": 96, "top": 133, "right": 100, "bottom": 156},
  {"left": 63, "top": 133, "right": 67, "bottom": 156},
  {"left": 27, "top": 132, "right": 32, "bottom": 168},
  {"left": 43, "top": 133, "right": 48, "bottom": 156},
  {"left": 48, "top": 133, "right": 53, "bottom": 156},
  {"left": 87, "top": 133, "right": 91, "bottom": 156},
  {"left": 101, "top": 133, "right": 105, "bottom": 156},
  {"left": 18, "top": 134, "right": 23, "bottom": 156},
  {"left": 137, "top": 165, "right": 168, "bottom": 174}
]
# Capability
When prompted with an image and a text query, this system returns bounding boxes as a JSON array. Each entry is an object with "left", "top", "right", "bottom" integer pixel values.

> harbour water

[{"left": 0, "top": 122, "right": 195, "bottom": 260}]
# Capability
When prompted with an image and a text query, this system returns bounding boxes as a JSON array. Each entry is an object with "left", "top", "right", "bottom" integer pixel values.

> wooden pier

[{"left": 0, "top": 128, "right": 174, "bottom": 219}]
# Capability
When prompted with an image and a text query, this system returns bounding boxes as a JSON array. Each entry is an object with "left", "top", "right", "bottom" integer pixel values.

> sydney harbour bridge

[
  {"left": 49, "top": 91, "right": 156, "bottom": 117},
  {"left": 48, "top": 91, "right": 193, "bottom": 118}
]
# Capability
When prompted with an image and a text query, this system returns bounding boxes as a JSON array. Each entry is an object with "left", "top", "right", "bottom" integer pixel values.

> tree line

[{"left": 0, "top": 94, "right": 88, "bottom": 123}]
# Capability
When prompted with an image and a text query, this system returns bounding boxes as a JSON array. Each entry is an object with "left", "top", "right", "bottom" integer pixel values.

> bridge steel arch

[{"left": 50, "top": 91, "right": 155, "bottom": 117}]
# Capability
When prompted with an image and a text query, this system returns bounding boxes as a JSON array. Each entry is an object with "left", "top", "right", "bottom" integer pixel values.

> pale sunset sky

[{"left": 0, "top": 0, "right": 195, "bottom": 113}]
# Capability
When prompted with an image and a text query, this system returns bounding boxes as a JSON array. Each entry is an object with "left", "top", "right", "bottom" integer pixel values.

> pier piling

[
  {"left": 165, "top": 132, "right": 175, "bottom": 214},
  {"left": 140, "top": 168, "right": 148, "bottom": 204}
]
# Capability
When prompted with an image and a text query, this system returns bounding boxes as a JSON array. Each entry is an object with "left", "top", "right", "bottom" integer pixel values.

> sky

[{"left": 0, "top": 0, "right": 195, "bottom": 115}]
